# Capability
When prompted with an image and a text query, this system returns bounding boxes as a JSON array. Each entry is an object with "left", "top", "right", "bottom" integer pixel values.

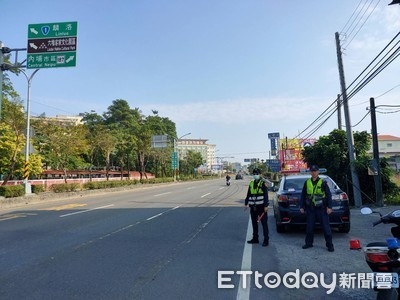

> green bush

[
  {"left": 83, "top": 179, "right": 139, "bottom": 190},
  {"left": 32, "top": 184, "right": 45, "bottom": 194},
  {"left": 50, "top": 183, "right": 80, "bottom": 193},
  {"left": 0, "top": 185, "right": 25, "bottom": 198}
]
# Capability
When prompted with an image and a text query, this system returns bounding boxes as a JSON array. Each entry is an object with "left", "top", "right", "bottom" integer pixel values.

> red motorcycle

[{"left": 361, "top": 207, "right": 400, "bottom": 300}]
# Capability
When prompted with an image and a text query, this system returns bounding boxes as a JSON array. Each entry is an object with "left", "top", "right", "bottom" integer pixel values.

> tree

[
  {"left": 302, "top": 129, "right": 398, "bottom": 204},
  {"left": 182, "top": 150, "right": 203, "bottom": 176},
  {"left": 0, "top": 98, "right": 42, "bottom": 184},
  {"left": 95, "top": 126, "right": 119, "bottom": 181},
  {"left": 144, "top": 111, "right": 177, "bottom": 178},
  {"left": 33, "top": 122, "right": 89, "bottom": 182},
  {"left": 103, "top": 99, "right": 141, "bottom": 178}
]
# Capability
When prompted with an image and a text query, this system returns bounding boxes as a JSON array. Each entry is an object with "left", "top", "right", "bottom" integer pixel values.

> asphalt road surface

[{"left": 0, "top": 177, "right": 396, "bottom": 299}]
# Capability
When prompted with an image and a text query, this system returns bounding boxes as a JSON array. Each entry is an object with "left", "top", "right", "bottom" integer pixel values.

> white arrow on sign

[
  {"left": 30, "top": 28, "right": 38, "bottom": 35},
  {"left": 66, "top": 56, "right": 74, "bottom": 63},
  {"left": 29, "top": 43, "right": 38, "bottom": 50}
]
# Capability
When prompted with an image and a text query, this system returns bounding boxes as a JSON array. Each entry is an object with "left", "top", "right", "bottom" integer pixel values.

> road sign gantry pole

[{"left": 19, "top": 68, "right": 40, "bottom": 194}]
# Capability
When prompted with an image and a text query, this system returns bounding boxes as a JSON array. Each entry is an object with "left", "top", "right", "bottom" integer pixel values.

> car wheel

[{"left": 338, "top": 223, "right": 350, "bottom": 233}]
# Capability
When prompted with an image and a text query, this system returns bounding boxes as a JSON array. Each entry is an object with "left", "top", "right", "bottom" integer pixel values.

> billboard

[{"left": 279, "top": 138, "right": 316, "bottom": 171}]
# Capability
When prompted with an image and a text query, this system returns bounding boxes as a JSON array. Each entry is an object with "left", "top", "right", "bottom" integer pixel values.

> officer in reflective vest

[
  {"left": 244, "top": 168, "right": 269, "bottom": 247},
  {"left": 299, "top": 165, "right": 334, "bottom": 252}
]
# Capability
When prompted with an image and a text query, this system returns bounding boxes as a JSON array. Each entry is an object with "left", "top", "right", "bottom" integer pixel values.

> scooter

[
  {"left": 226, "top": 178, "right": 231, "bottom": 186},
  {"left": 361, "top": 207, "right": 400, "bottom": 300}
]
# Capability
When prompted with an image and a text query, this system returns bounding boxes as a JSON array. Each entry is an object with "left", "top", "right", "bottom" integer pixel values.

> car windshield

[
  {"left": 283, "top": 178, "right": 305, "bottom": 190},
  {"left": 283, "top": 176, "right": 336, "bottom": 191}
]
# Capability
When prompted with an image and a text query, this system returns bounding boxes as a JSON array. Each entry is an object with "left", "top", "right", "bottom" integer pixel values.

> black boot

[
  {"left": 262, "top": 240, "right": 269, "bottom": 247},
  {"left": 247, "top": 238, "right": 259, "bottom": 244}
]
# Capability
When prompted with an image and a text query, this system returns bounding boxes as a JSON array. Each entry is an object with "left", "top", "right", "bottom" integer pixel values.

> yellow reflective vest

[{"left": 306, "top": 178, "right": 326, "bottom": 207}]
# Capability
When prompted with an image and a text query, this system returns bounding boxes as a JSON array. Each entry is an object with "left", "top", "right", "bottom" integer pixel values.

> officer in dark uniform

[
  {"left": 244, "top": 168, "right": 269, "bottom": 247},
  {"left": 300, "top": 165, "right": 334, "bottom": 252}
]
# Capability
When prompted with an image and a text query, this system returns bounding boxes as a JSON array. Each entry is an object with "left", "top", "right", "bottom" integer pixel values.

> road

[{"left": 0, "top": 177, "right": 395, "bottom": 299}]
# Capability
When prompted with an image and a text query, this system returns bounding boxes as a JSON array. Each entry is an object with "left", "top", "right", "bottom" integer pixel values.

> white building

[
  {"left": 176, "top": 138, "right": 216, "bottom": 172},
  {"left": 369, "top": 134, "right": 400, "bottom": 171}
]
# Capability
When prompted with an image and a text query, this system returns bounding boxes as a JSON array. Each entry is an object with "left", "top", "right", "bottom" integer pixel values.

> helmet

[{"left": 252, "top": 168, "right": 261, "bottom": 175}]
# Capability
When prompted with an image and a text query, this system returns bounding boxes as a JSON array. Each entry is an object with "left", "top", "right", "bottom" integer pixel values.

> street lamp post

[
  {"left": 19, "top": 68, "right": 40, "bottom": 194},
  {"left": 173, "top": 132, "right": 191, "bottom": 181}
]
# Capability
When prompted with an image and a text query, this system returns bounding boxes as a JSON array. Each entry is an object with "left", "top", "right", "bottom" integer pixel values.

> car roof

[{"left": 283, "top": 174, "right": 329, "bottom": 180}]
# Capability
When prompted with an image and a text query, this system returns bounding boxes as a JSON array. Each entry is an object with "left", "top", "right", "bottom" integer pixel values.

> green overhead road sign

[
  {"left": 28, "top": 22, "right": 77, "bottom": 39},
  {"left": 27, "top": 21, "right": 78, "bottom": 69}
]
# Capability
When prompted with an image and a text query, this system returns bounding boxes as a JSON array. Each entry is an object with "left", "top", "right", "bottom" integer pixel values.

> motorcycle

[
  {"left": 361, "top": 207, "right": 400, "bottom": 299},
  {"left": 226, "top": 178, "right": 231, "bottom": 186}
]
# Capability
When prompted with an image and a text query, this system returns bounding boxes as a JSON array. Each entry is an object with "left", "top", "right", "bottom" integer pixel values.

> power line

[
  {"left": 342, "top": 0, "right": 370, "bottom": 39},
  {"left": 296, "top": 30, "right": 400, "bottom": 141},
  {"left": 343, "top": 0, "right": 381, "bottom": 49},
  {"left": 375, "top": 83, "right": 400, "bottom": 98},
  {"left": 346, "top": 31, "right": 400, "bottom": 95},
  {"left": 347, "top": 44, "right": 400, "bottom": 100},
  {"left": 340, "top": 0, "right": 365, "bottom": 35},
  {"left": 352, "top": 110, "right": 371, "bottom": 127},
  {"left": 376, "top": 109, "right": 400, "bottom": 114}
]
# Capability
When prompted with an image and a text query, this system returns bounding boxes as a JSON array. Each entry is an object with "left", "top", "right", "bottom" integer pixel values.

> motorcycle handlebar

[{"left": 373, "top": 219, "right": 383, "bottom": 226}]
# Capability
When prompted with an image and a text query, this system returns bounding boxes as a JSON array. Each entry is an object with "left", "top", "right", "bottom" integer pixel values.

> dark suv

[{"left": 273, "top": 174, "right": 350, "bottom": 233}]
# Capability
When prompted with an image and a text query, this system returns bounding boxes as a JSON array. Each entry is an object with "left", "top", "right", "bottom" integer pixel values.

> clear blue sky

[{"left": 2, "top": 0, "right": 400, "bottom": 163}]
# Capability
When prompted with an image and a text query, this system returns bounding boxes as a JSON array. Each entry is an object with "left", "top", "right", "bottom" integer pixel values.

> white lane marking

[
  {"left": 185, "top": 212, "right": 218, "bottom": 244},
  {"left": 201, "top": 193, "right": 211, "bottom": 198},
  {"left": 154, "top": 192, "right": 171, "bottom": 197},
  {"left": 146, "top": 207, "right": 180, "bottom": 221},
  {"left": 236, "top": 217, "right": 252, "bottom": 300},
  {"left": 147, "top": 213, "right": 163, "bottom": 221},
  {"left": 59, "top": 204, "right": 114, "bottom": 218},
  {"left": 186, "top": 187, "right": 196, "bottom": 190},
  {"left": 218, "top": 187, "right": 225, "bottom": 190}
]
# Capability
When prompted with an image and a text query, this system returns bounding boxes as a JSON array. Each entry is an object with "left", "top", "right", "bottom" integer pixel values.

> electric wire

[
  {"left": 341, "top": 0, "right": 370, "bottom": 40},
  {"left": 340, "top": 0, "right": 364, "bottom": 35},
  {"left": 296, "top": 30, "right": 400, "bottom": 141},
  {"left": 343, "top": 0, "right": 381, "bottom": 49},
  {"left": 376, "top": 109, "right": 400, "bottom": 114},
  {"left": 352, "top": 110, "right": 371, "bottom": 127},
  {"left": 347, "top": 42, "right": 400, "bottom": 100},
  {"left": 375, "top": 83, "right": 400, "bottom": 98},
  {"left": 346, "top": 31, "right": 400, "bottom": 94}
]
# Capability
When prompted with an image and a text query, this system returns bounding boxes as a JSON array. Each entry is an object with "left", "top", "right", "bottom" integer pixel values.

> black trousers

[
  {"left": 305, "top": 206, "right": 333, "bottom": 247},
  {"left": 249, "top": 204, "right": 269, "bottom": 241}
]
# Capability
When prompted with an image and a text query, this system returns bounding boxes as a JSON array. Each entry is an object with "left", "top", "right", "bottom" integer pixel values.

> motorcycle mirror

[{"left": 360, "top": 207, "right": 373, "bottom": 215}]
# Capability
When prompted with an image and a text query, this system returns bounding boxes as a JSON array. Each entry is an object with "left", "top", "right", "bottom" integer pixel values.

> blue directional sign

[{"left": 268, "top": 132, "right": 280, "bottom": 139}]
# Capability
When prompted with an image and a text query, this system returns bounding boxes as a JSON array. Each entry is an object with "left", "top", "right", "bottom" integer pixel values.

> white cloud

[{"left": 141, "top": 96, "right": 327, "bottom": 125}]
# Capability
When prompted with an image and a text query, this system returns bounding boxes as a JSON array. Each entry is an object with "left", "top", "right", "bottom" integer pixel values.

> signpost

[
  {"left": 268, "top": 132, "right": 280, "bottom": 157},
  {"left": 22, "top": 21, "right": 77, "bottom": 194},
  {"left": 172, "top": 152, "right": 178, "bottom": 171},
  {"left": 27, "top": 21, "right": 77, "bottom": 69}
]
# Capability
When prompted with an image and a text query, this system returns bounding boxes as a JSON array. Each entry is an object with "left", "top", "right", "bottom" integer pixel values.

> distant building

[
  {"left": 32, "top": 114, "right": 83, "bottom": 126},
  {"left": 176, "top": 138, "right": 216, "bottom": 172},
  {"left": 369, "top": 134, "right": 400, "bottom": 171}
]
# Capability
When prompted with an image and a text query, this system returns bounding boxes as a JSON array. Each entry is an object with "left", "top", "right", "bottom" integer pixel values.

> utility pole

[
  {"left": 337, "top": 94, "right": 342, "bottom": 129},
  {"left": 370, "top": 97, "right": 383, "bottom": 206},
  {"left": 335, "top": 32, "right": 362, "bottom": 207}
]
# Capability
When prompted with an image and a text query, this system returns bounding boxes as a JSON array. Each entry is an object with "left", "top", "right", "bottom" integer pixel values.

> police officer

[
  {"left": 300, "top": 165, "right": 334, "bottom": 252},
  {"left": 244, "top": 168, "right": 269, "bottom": 246}
]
